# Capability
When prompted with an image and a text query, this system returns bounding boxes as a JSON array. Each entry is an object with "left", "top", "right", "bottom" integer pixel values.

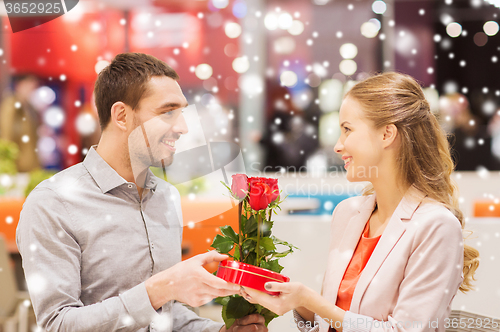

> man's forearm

[
  {"left": 36, "top": 283, "right": 157, "bottom": 332},
  {"left": 171, "top": 301, "right": 224, "bottom": 332}
]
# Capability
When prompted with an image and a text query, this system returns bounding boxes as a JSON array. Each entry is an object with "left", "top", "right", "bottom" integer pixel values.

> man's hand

[
  {"left": 145, "top": 251, "right": 240, "bottom": 309},
  {"left": 220, "top": 314, "right": 268, "bottom": 332}
]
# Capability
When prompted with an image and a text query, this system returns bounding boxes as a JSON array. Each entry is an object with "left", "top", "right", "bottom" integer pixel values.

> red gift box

[{"left": 216, "top": 260, "right": 290, "bottom": 296}]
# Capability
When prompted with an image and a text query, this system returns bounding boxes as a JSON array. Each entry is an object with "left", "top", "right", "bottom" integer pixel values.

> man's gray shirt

[{"left": 16, "top": 146, "right": 223, "bottom": 332}]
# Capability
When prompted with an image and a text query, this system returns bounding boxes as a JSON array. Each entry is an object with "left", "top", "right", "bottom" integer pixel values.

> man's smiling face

[{"left": 128, "top": 76, "right": 189, "bottom": 169}]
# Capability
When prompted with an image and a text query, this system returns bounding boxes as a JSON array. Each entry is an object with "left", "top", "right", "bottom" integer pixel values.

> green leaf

[
  {"left": 234, "top": 247, "right": 240, "bottom": 261},
  {"left": 215, "top": 296, "right": 230, "bottom": 306},
  {"left": 271, "top": 236, "right": 299, "bottom": 250},
  {"left": 254, "top": 304, "right": 265, "bottom": 314},
  {"left": 260, "top": 259, "right": 284, "bottom": 273},
  {"left": 270, "top": 249, "right": 294, "bottom": 259},
  {"left": 260, "top": 308, "right": 279, "bottom": 326},
  {"left": 252, "top": 304, "right": 278, "bottom": 326},
  {"left": 222, "top": 303, "right": 236, "bottom": 329},
  {"left": 240, "top": 214, "right": 248, "bottom": 234},
  {"left": 220, "top": 180, "right": 241, "bottom": 201},
  {"left": 261, "top": 220, "right": 273, "bottom": 237},
  {"left": 244, "top": 215, "right": 257, "bottom": 234},
  {"left": 244, "top": 251, "right": 257, "bottom": 266},
  {"left": 220, "top": 180, "right": 231, "bottom": 192},
  {"left": 263, "top": 236, "right": 298, "bottom": 259},
  {"left": 225, "top": 296, "right": 252, "bottom": 320},
  {"left": 259, "top": 237, "right": 276, "bottom": 251},
  {"left": 248, "top": 303, "right": 258, "bottom": 315},
  {"left": 242, "top": 239, "right": 256, "bottom": 252},
  {"left": 211, "top": 234, "right": 234, "bottom": 254},
  {"left": 248, "top": 237, "right": 275, "bottom": 251},
  {"left": 220, "top": 225, "right": 239, "bottom": 244}
]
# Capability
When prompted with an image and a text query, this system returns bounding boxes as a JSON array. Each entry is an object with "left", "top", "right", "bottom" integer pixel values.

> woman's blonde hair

[{"left": 345, "top": 72, "right": 479, "bottom": 293}]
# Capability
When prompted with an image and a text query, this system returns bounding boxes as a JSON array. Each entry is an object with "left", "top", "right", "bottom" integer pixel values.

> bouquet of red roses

[{"left": 211, "top": 174, "right": 297, "bottom": 328}]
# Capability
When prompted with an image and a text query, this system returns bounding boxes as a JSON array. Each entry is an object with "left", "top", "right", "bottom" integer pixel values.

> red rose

[
  {"left": 264, "top": 178, "right": 279, "bottom": 202},
  {"left": 249, "top": 182, "right": 272, "bottom": 211},
  {"left": 231, "top": 174, "right": 248, "bottom": 199},
  {"left": 248, "top": 177, "right": 279, "bottom": 203}
]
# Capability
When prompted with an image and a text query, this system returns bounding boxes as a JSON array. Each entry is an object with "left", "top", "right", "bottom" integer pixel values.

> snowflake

[
  {"left": 26, "top": 273, "right": 47, "bottom": 294},
  {"left": 122, "top": 315, "right": 134, "bottom": 327},
  {"left": 68, "top": 145, "right": 78, "bottom": 155}
]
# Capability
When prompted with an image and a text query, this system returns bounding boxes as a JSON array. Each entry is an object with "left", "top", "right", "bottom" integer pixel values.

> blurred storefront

[
  {"left": 1, "top": 0, "right": 500, "bottom": 330},
  {"left": 1, "top": 0, "right": 499, "bottom": 173}
]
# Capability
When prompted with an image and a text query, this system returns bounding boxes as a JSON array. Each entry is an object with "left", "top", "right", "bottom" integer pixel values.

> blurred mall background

[{"left": 1, "top": 0, "right": 500, "bottom": 331}]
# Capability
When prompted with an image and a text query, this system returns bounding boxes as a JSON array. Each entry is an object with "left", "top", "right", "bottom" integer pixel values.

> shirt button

[{"left": 128, "top": 184, "right": 133, "bottom": 189}]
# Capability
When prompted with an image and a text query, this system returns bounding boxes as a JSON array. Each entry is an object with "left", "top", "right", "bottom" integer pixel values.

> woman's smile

[{"left": 342, "top": 156, "right": 353, "bottom": 169}]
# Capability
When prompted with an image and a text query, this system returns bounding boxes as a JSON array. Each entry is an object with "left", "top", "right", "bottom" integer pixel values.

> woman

[{"left": 241, "top": 72, "right": 479, "bottom": 332}]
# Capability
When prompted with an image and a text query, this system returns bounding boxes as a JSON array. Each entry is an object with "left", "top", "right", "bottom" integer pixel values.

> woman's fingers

[
  {"left": 241, "top": 286, "right": 292, "bottom": 316},
  {"left": 241, "top": 286, "right": 274, "bottom": 304},
  {"left": 239, "top": 286, "right": 251, "bottom": 300},
  {"left": 264, "top": 282, "right": 287, "bottom": 292},
  {"left": 240, "top": 286, "right": 259, "bottom": 303}
]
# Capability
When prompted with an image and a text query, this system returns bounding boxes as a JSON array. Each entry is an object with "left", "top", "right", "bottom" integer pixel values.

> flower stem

[
  {"left": 256, "top": 213, "right": 262, "bottom": 266},
  {"left": 238, "top": 200, "right": 243, "bottom": 262}
]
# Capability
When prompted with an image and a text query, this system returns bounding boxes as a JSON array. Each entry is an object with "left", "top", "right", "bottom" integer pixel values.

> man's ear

[
  {"left": 110, "top": 102, "right": 129, "bottom": 132},
  {"left": 382, "top": 124, "right": 398, "bottom": 148}
]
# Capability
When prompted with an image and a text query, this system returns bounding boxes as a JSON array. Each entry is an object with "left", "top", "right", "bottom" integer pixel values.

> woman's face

[{"left": 334, "top": 96, "right": 385, "bottom": 182}]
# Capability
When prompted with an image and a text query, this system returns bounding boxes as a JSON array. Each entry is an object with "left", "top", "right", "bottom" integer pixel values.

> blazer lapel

[
  {"left": 323, "top": 194, "right": 377, "bottom": 305},
  {"left": 349, "top": 185, "right": 427, "bottom": 313}
]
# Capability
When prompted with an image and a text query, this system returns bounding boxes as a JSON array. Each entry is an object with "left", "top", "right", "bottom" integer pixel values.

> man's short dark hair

[{"left": 94, "top": 53, "right": 179, "bottom": 131}]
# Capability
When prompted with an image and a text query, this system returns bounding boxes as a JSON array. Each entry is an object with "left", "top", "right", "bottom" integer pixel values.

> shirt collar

[
  {"left": 83, "top": 146, "right": 158, "bottom": 193},
  {"left": 143, "top": 169, "right": 159, "bottom": 191}
]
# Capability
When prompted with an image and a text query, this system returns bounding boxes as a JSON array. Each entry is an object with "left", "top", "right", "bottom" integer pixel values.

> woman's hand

[{"left": 239, "top": 282, "right": 310, "bottom": 316}]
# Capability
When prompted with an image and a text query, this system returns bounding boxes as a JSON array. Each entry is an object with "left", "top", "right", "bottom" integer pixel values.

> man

[{"left": 17, "top": 53, "right": 267, "bottom": 332}]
